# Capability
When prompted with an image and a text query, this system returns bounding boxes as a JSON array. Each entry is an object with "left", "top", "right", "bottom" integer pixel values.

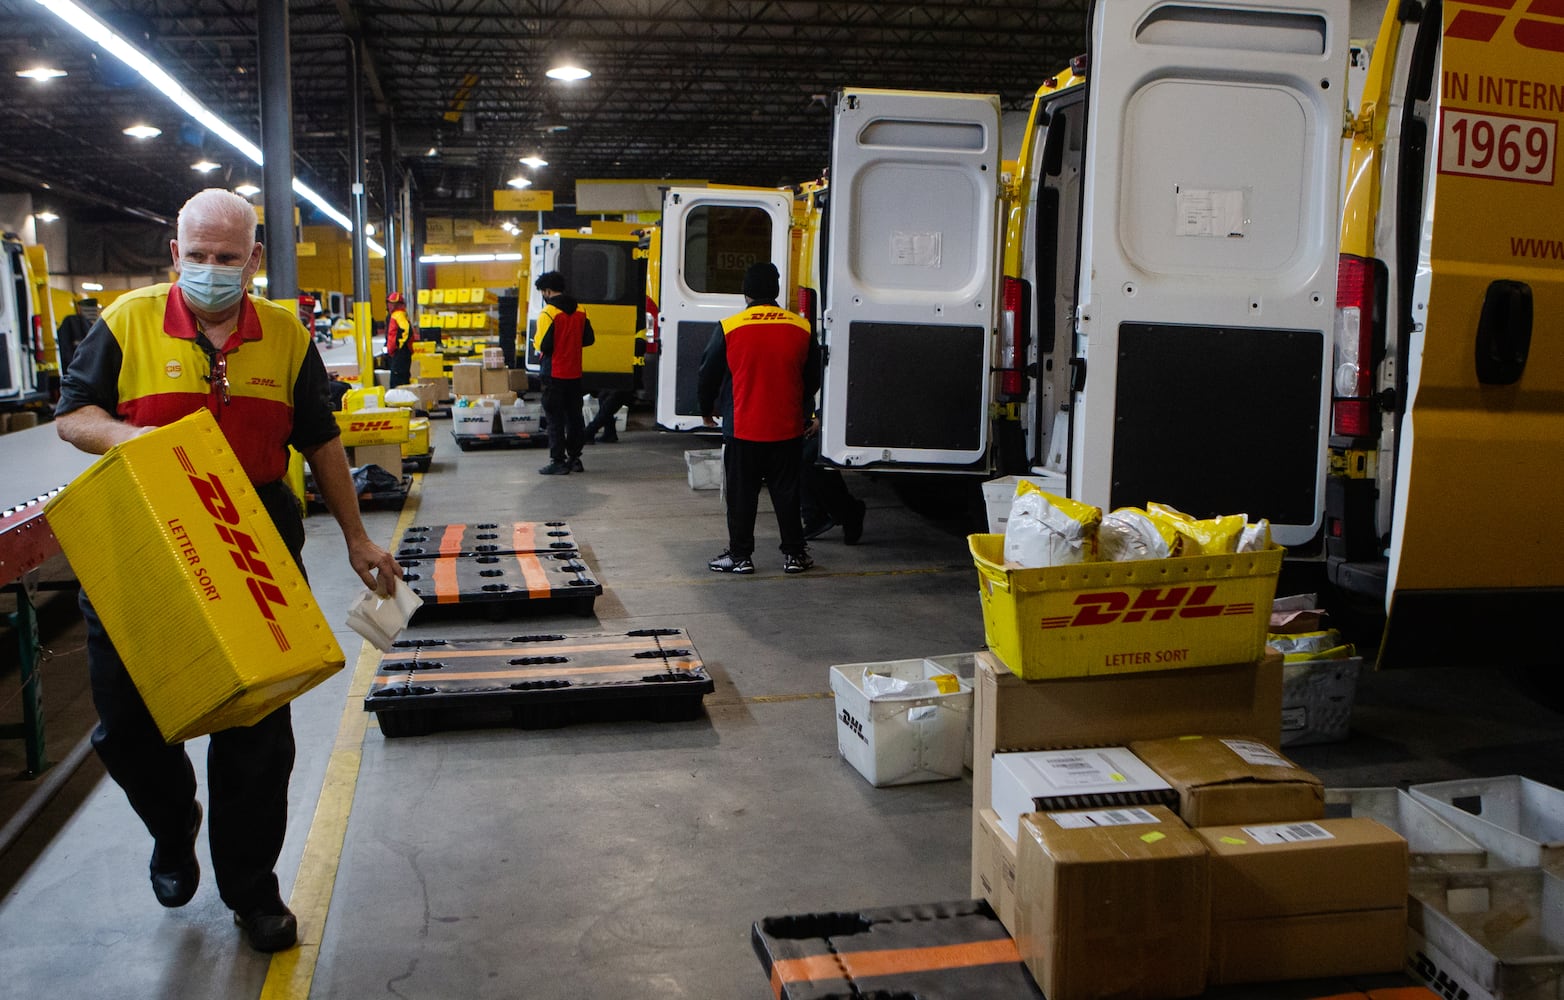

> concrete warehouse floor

[{"left": 4, "top": 393, "right": 1564, "bottom": 998}]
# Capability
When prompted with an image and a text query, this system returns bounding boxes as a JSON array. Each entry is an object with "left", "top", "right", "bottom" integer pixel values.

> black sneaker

[
  {"left": 783, "top": 551, "right": 814, "bottom": 574},
  {"left": 233, "top": 899, "right": 298, "bottom": 953},
  {"left": 538, "top": 462, "right": 570, "bottom": 475},
  {"left": 708, "top": 551, "right": 755, "bottom": 574},
  {"left": 569, "top": 457, "right": 585, "bottom": 473},
  {"left": 149, "top": 801, "right": 202, "bottom": 908},
  {"left": 599, "top": 431, "right": 619, "bottom": 443},
  {"left": 803, "top": 517, "right": 836, "bottom": 541}
]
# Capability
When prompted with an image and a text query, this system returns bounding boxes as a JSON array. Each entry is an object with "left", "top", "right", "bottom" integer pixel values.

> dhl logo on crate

[
  {"left": 334, "top": 405, "right": 409, "bottom": 446},
  {"left": 46, "top": 410, "right": 344, "bottom": 742},
  {"left": 968, "top": 534, "right": 1282, "bottom": 681}
]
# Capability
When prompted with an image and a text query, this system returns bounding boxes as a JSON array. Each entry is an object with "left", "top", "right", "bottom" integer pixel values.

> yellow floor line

[
  {"left": 261, "top": 474, "right": 422, "bottom": 999},
  {"left": 731, "top": 691, "right": 835, "bottom": 705}
]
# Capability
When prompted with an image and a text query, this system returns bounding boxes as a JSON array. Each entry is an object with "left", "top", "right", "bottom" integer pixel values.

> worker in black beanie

[{"left": 697, "top": 261, "right": 821, "bottom": 575}]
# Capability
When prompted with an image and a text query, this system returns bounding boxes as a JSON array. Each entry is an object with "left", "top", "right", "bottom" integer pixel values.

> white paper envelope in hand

[{"left": 345, "top": 578, "right": 423, "bottom": 652}]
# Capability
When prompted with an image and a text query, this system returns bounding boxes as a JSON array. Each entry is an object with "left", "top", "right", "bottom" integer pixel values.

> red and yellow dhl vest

[
  {"left": 101, "top": 283, "right": 316, "bottom": 484},
  {"left": 721, "top": 304, "right": 813, "bottom": 441},
  {"left": 533, "top": 304, "right": 589, "bottom": 380}
]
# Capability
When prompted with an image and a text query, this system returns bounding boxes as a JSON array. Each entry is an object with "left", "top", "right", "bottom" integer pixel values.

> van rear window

[
  {"left": 682, "top": 206, "right": 773, "bottom": 295},
  {"left": 557, "top": 239, "right": 640, "bottom": 307}
]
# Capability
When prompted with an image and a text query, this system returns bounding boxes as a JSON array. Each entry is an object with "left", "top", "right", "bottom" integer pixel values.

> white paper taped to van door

[
  {"left": 1175, "top": 187, "right": 1248, "bottom": 238},
  {"left": 891, "top": 230, "right": 942, "bottom": 267}
]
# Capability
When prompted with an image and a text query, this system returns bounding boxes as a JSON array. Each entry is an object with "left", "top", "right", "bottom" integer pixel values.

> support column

[{"left": 257, "top": 0, "right": 297, "bottom": 299}]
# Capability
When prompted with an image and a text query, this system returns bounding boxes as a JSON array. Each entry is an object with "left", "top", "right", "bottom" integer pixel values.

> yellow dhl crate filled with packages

[
  {"left": 334, "top": 405, "right": 410, "bottom": 447},
  {"left": 45, "top": 410, "right": 345, "bottom": 742},
  {"left": 969, "top": 486, "right": 1283, "bottom": 681}
]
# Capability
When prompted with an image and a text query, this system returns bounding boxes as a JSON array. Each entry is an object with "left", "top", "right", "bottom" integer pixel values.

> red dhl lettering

[
  {"left": 1039, "top": 586, "right": 1256, "bottom": 629},
  {"left": 247, "top": 376, "right": 279, "bottom": 388},
  {"left": 186, "top": 469, "right": 291, "bottom": 647},
  {"left": 1448, "top": 0, "right": 1564, "bottom": 53},
  {"left": 349, "top": 420, "right": 396, "bottom": 431}
]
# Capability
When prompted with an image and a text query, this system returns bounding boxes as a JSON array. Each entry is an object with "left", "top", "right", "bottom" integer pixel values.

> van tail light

[
  {"left": 643, "top": 295, "right": 659, "bottom": 355},
  {"left": 1332, "top": 254, "right": 1378, "bottom": 438},
  {"left": 796, "top": 286, "right": 819, "bottom": 335},
  {"left": 998, "top": 276, "right": 1026, "bottom": 400}
]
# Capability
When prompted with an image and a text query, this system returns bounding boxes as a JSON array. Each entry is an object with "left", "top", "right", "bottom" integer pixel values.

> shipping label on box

[
  {"left": 44, "top": 410, "right": 344, "bottom": 742},
  {"left": 1015, "top": 804, "right": 1208, "bottom": 1000},
  {"left": 1129, "top": 735, "right": 1324, "bottom": 827},
  {"left": 991, "top": 747, "right": 1177, "bottom": 841}
]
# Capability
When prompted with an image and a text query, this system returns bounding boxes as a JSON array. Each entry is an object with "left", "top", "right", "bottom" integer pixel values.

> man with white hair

[{"left": 55, "top": 188, "right": 401, "bottom": 953}]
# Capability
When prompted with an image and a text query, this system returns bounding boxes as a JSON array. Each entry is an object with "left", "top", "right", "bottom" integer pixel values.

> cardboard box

[
  {"left": 350, "top": 443, "right": 403, "bottom": 473},
  {"left": 507, "top": 368, "right": 531, "bottom": 392},
  {"left": 334, "top": 406, "right": 410, "bottom": 447},
  {"left": 1016, "top": 805, "right": 1208, "bottom": 1000},
  {"left": 326, "top": 361, "right": 359, "bottom": 380},
  {"left": 480, "top": 366, "right": 510, "bottom": 395},
  {"left": 1198, "top": 817, "right": 1408, "bottom": 984},
  {"left": 991, "top": 747, "right": 1177, "bottom": 841},
  {"left": 968, "top": 533, "right": 1282, "bottom": 680},
  {"left": 422, "top": 375, "right": 451, "bottom": 403},
  {"left": 1129, "top": 735, "right": 1324, "bottom": 827},
  {"left": 974, "top": 807, "right": 1020, "bottom": 935},
  {"left": 43, "top": 410, "right": 344, "bottom": 742},
  {"left": 11, "top": 411, "right": 39, "bottom": 430},
  {"left": 452, "top": 361, "right": 483, "bottom": 397},
  {"left": 969, "top": 649, "right": 1281, "bottom": 900},
  {"left": 401, "top": 417, "right": 430, "bottom": 458}
]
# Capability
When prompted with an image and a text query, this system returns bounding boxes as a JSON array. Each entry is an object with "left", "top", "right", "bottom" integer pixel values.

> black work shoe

[
  {"left": 843, "top": 500, "right": 867, "bottom": 546},
  {"left": 150, "top": 801, "right": 202, "bottom": 908},
  {"left": 783, "top": 551, "right": 815, "bottom": 574},
  {"left": 569, "top": 457, "right": 585, "bottom": 473},
  {"left": 599, "top": 431, "right": 619, "bottom": 444},
  {"left": 803, "top": 517, "right": 835, "bottom": 541},
  {"left": 233, "top": 900, "right": 298, "bottom": 953},
  {"left": 538, "top": 462, "right": 570, "bottom": 475},
  {"left": 708, "top": 551, "right": 755, "bottom": 574}
]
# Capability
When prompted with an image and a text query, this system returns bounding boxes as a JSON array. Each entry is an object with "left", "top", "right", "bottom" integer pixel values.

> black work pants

[
  {"left": 586, "top": 389, "right": 631, "bottom": 438},
  {"left": 388, "top": 347, "right": 413, "bottom": 388},
  {"left": 541, "top": 378, "right": 585, "bottom": 462},
  {"left": 723, "top": 437, "right": 806, "bottom": 558},
  {"left": 82, "top": 481, "right": 304, "bottom": 914},
  {"left": 800, "top": 431, "right": 857, "bottom": 526}
]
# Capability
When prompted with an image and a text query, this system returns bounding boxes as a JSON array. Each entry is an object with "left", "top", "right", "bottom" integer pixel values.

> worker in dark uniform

[
  {"left": 56, "top": 296, "right": 102, "bottom": 374},
  {"left": 53, "top": 188, "right": 401, "bottom": 954},
  {"left": 385, "top": 291, "right": 415, "bottom": 387},
  {"left": 698, "top": 261, "right": 821, "bottom": 575},
  {"left": 533, "top": 270, "right": 595, "bottom": 475}
]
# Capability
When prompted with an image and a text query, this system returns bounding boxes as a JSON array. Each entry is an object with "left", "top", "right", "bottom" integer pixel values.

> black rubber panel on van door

[
  {"left": 674, "top": 319, "right": 718, "bottom": 417},
  {"left": 1111, "top": 323, "right": 1322, "bottom": 527},
  {"left": 844, "top": 321, "right": 985, "bottom": 452}
]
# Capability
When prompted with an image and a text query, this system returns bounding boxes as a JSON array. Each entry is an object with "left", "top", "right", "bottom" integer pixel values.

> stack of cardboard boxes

[{"left": 965, "top": 532, "right": 1408, "bottom": 999}]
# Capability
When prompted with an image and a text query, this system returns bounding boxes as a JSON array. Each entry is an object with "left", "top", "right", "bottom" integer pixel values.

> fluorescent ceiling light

[
  {"left": 419, "top": 254, "right": 456, "bottom": 263},
  {"left": 519, "top": 155, "right": 547, "bottom": 168},
  {"left": 123, "top": 123, "right": 161, "bottom": 139},
  {"left": 365, "top": 223, "right": 375, "bottom": 235},
  {"left": 36, "top": 211, "right": 59, "bottom": 222},
  {"left": 191, "top": 160, "right": 220, "bottom": 172},
  {"left": 546, "top": 63, "right": 590, "bottom": 82},
  {"left": 34, "top": 0, "right": 386, "bottom": 255},
  {"left": 495, "top": 253, "right": 523, "bottom": 261},
  {"left": 82, "top": 281, "right": 104, "bottom": 291},
  {"left": 425, "top": 147, "right": 438, "bottom": 157},
  {"left": 234, "top": 183, "right": 260, "bottom": 197},
  {"left": 17, "top": 66, "right": 67, "bottom": 81},
  {"left": 455, "top": 253, "right": 496, "bottom": 262},
  {"left": 506, "top": 176, "right": 531, "bottom": 189}
]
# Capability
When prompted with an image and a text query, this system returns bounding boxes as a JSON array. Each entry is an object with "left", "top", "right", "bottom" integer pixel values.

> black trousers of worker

[
  {"left": 800, "top": 431, "right": 857, "bottom": 527},
  {"left": 723, "top": 436, "right": 806, "bottom": 558},
  {"left": 541, "top": 377, "right": 585, "bottom": 463},
  {"left": 81, "top": 482, "right": 304, "bottom": 914},
  {"left": 388, "top": 346, "right": 413, "bottom": 388}
]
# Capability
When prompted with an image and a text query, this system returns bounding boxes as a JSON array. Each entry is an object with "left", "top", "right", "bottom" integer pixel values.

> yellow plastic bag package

[
  {"left": 1145, "top": 502, "right": 1247, "bottom": 555},
  {"left": 1003, "top": 483, "right": 1101, "bottom": 568}
]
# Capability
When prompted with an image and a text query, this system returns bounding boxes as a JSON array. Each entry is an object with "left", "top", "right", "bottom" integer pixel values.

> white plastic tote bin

[
  {"left": 981, "top": 473, "right": 1067, "bottom": 534},
  {"left": 1407, "top": 867, "right": 1564, "bottom": 1000},
  {"left": 829, "top": 653, "right": 976, "bottom": 787},
  {"left": 686, "top": 448, "right": 723, "bottom": 490},
  {"left": 453, "top": 405, "right": 496, "bottom": 436},
  {"left": 1326, "top": 787, "right": 1488, "bottom": 872},
  {"left": 1410, "top": 776, "right": 1564, "bottom": 872},
  {"left": 1281, "top": 656, "right": 1362, "bottom": 746}
]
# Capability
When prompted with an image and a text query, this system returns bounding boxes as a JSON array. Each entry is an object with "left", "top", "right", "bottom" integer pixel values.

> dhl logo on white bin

[{"left": 46, "top": 410, "right": 343, "bottom": 742}]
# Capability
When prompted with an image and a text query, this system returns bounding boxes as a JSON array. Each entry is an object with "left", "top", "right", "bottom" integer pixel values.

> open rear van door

[
  {"left": 818, "top": 89, "right": 1002, "bottom": 471},
  {"left": 654, "top": 186, "right": 793, "bottom": 431},
  {"left": 1069, "top": 0, "right": 1350, "bottom": 547}
]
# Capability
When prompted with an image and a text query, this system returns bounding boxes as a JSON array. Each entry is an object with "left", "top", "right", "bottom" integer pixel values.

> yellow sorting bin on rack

[
  {"left": 967, "top": 533, "right": 1282, "bottom": 681},
  {"left": 45, "top": 410, "right": 345, "bottom": 742}
]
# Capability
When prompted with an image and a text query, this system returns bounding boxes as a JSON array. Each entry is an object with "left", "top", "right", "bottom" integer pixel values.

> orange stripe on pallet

[
  {"left": 439, "top": 524, "right": 464, "bottom": 558},
  {"left": 433, "top": 558, "right": 460, "bottom": 604},
  {"left": 771, "top": 938, "right": 1020, "bottom": 986},
  {"left": 514, "top": 551, "right": 553, "bottom": 599},
  {"left": 1365, "top": 990, "right": 1442, "bottom": 1000},
  {"left": 382, "top": 639, "right": 674, "bottom": 663},
  {"left": 512, "top": 522, "right": 536, "bottom": 551},
  {"left": 371, "top": 661, "right": 704, "bottom": 685}
]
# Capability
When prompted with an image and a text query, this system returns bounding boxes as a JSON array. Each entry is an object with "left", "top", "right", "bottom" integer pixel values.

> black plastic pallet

[
  {"left": 398, "top": 549, "right": 600, "bottom": 620},
  {"left": 753, "top": 900, "right": 1042, "bottom": 1000},
  {"left": 451, "top": 429, "right": 547, "bottom": 451},
  {"left": 402, "top": 449, "right": 434, "bottom": 474},
  {"left": 396, "top": 520, "right": 579, "bottom": 559},
  {"left": 365, "top": 627, "right": 711, "bottom": 736},
  {"left": 305, "top": 474, "right": 412, "bottom": 512}
]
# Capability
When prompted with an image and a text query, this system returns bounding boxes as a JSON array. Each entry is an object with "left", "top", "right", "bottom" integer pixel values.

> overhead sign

[
  {"left": 493, "top": 189, "right": 554, "bottom": 212},
  {"left": 472, "top": 228, "right": 514, "bottom": 245},
  {"left": 422, "top": 243, "right": 458, "bottom": 255},
  {"left": 453, "top": 218, "right": 478, "bottom": 238},
  {"left": 425, "top": 217, "right": 454, "bottom": 242},
  {"left": 295, "top": 242, "right": 316, "bottom": 257}
]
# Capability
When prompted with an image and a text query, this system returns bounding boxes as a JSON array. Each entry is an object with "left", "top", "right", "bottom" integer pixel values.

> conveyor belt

[
  {"left": 0, "top": 421, "right": 95, "bottom": 587},
  {"left": 365, "top": 627, "right": 711, "bottom": 735},
  {"left": 395, "top": 520, "right": 579, "bottom": 559}
]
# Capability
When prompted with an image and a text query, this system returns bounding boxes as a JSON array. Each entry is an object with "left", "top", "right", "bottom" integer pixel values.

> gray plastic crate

[
  {"left": 1410, "top": 776, "right": 1564, "bottom": 872},
  {"left": 1326, "top": 787, "right": 1489, "bottom": 872},
  {"left": 1407, "top": 867, "right": 1564, "bottom": 1000}
]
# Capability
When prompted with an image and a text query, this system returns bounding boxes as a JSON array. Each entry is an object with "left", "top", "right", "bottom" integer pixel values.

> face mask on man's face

[{"left": 179, "top": 261, "right": 248, "bottom": 312}]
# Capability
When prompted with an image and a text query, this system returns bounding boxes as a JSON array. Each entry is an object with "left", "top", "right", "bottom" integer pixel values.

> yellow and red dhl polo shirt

[
  {"left": 56, "top": 283, "right": 338, "bottom": 485},
  {"left": 718, "top": 305, "right": 815, "bottom": 441}
]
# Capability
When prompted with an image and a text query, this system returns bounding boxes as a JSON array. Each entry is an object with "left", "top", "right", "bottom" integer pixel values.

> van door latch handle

[{"left": 1474, "top": 279, "right": 1532, "bottom": 386}]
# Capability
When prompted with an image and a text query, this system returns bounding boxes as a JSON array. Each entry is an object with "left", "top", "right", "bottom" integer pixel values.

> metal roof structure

[{"left": 0, "top": 0, "right": 1088, "bottom": 238}]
